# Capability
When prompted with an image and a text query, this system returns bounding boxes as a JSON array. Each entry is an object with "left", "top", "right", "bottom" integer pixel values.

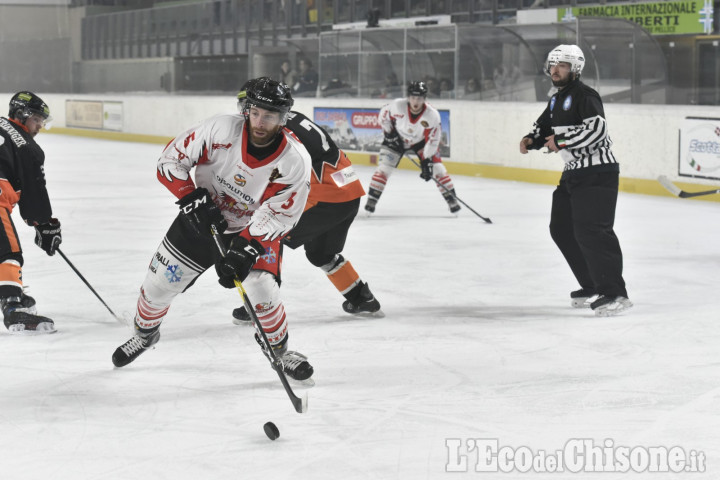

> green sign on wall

[{"left": 558, "top": 0, "right": 715, "bottom": 35}]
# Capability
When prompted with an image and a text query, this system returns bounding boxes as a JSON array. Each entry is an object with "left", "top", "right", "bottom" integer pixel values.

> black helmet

[
  {"left": 242, "top": 78, "right": 293, "bottom": 122},
  {"left": 9, "top": 91, "right": 51, "bottom": 123},
  {"left": 237, "top": 77, "right": 272, "bottom": 111},
  {"left": 407, "top": 81, "right": 428, "bottom": 97}
]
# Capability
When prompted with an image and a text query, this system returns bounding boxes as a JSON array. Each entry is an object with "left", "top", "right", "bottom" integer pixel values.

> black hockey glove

[
  {"left": 419, "top": 158, "right": 433, "bottom": 181},
  {"left": 34, "top": 218, "right": 62, "bottom": 256},
  {"left": 382, "top": 130, "right": 404, "bottom": 153},
  {"left": 216, "top": 236, "right": 266, "bottom": 287},
  {"left": 177, "top": 187, "right": 227, "bottom": 237}
]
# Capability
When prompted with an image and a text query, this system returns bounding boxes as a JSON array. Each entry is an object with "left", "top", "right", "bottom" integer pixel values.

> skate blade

[
  {"left": 288, "top": 377, "right": 315, "bottom": 388},
  {"left": 594, "top": 300, "right": 633, "bottom": 317},
  {"left": 7, "top": 323, "right": 57, "bottom": 335},
  {"left": 571, "top": 295, "right": 597, "bottom": 308},
  {"left": 349, "top": 309, "right": 385, "bottom": 319}
]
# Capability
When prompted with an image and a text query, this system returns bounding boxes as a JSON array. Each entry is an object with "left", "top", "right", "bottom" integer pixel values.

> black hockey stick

[
  {"left": 657, "top": 175, "right": 720, "bottom": 198},
  {"left": 210, "top": 224, "right": 308, "bottom": 414},
  {"left": 57, "top": 247, "right": 123, "bottom": 323},
  {"left": 407, "top": 157, "right": 492, "bottom": 223}
]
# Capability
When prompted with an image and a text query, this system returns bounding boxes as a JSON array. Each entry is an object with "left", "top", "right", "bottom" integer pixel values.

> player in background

[
  {"left": 519, "top": 44, "right": 631, "bottom": 317},
  {"left": 0, "top": 92, "right": 62, "bottom": 334},
  {"left": 112, "top": 79, "right": 315, "bottom": 381},
  {"left": 364, "top": 81, "right": 461, "bottom": 214},
  {"left": 232, "top": 79, "right": 381, "bottom": 322}
]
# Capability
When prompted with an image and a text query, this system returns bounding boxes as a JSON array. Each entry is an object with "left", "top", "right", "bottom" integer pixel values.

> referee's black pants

[{"left": 549, "top": 171, "right": 628, "bottom": 299}]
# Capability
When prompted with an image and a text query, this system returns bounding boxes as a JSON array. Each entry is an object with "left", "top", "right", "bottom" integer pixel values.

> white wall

[{"left": 4, "top": 92, "right": 719, "bottom": 185}]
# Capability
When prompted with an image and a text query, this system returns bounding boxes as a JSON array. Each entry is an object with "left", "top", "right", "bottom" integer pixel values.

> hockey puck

[{"left": 263, "top": 422, "right": 280, "bottom": 441}]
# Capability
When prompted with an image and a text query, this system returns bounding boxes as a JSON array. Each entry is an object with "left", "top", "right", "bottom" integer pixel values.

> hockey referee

[{"left": 519, "top": 44, "right": 632, "bottom": 317}]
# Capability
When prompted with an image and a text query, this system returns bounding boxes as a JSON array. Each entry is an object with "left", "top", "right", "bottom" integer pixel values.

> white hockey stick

[{"left": 657, "top": 175, "right": 720, "bottom": 198}]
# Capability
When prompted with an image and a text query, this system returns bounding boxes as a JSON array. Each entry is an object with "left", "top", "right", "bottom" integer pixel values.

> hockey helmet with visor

[
  {"left": 242, "top": 78, "right": 294, "bottom": 126},
  {"left": 9, "top": 91, "right": 53, "bottom": 128},
  {"left": 407, "top": 81, "right": 428, "bottom": 97}
]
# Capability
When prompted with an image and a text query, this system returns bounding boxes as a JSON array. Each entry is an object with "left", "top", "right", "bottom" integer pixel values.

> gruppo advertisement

[
  {"left": 679, "top": 117, "right": 720, "bottom": 180},
  {"left": 313, "top": 106, "right": 451, "bottom": 158}
]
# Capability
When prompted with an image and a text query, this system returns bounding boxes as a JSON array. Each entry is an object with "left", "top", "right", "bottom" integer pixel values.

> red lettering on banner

[{"left": 351, "top": 112, "right": 381, "bottom": 129}]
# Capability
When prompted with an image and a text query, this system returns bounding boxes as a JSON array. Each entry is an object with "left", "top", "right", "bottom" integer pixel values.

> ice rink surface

[{"left": 1, "top": 134, "right": 718, "bottom": 480}]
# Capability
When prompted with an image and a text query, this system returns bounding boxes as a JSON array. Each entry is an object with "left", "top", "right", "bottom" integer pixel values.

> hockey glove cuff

[
  {"left": 216, "top": 236, "right": 266, "bottom": 287},
  {"left": 34, "top": 218, "right": 62, "bottom": 256},
  {"left": 177, "top": 187, "right": 227, "bottom": 237},
  {"left": 419, "top": 158, "right": 433, "bottom": 181}
]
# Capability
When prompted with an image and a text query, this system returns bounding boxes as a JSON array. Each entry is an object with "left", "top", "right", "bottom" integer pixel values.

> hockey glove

[
  {"left": 216, "top": 236, "right": 266, "bottom": 287},
  {"left": 34, "top": 218, "right": 62, "bottom": 256},
  {"left": 382, "top": 130, "right": 404, "bottom": 153},
  {"left": 419, "top": 158, "right": 434, "bottom": 181},
  {"left": 177, "top": 187, "right": 227, "bottom": 237}
]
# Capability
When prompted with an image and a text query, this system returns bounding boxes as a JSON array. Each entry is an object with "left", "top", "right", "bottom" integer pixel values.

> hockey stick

[
  {"left": 407, "top": 157, "right": 493, "bottom": 223},
  {"left": 210, "top": 224, "right": 308, "bottom": 414},
  {"left": 657, "top": 175, "right": 720, "bottom": 198},
  {"left": 57, "top": 247, "right": 122, "bottom": 323}
]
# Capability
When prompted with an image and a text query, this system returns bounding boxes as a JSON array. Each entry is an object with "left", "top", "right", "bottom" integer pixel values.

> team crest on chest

[
  {"left": 269, "top": 168, "right": 282, "bottom": 182},
  {"left": 421, "top": 120, "right": 429, "bottom": 128},
  {"left": 563, "top": 96, "right": 572, "bottom": 110},
  {"left": 550, "top": 97, "right": 556, "bottom": 111}
]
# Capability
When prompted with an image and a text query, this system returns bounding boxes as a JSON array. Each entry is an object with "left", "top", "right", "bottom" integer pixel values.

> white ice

[{"left": 1, "top": 134, "right": 718, "bottom": 480}]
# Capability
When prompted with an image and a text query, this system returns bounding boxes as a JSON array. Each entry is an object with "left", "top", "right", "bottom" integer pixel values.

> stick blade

[
  {"left": 657, "top": 175, "right": 682, "bottom": 197},
  {"left": 294, "top": 392, "right": 309, "bottom": 414}
]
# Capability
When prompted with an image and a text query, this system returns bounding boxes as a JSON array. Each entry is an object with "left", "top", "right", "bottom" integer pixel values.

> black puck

[{"left": 263, "top": 421, "right": 280, "bottom": 440}]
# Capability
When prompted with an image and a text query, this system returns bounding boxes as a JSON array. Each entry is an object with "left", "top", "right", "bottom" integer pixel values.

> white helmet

[{"left": 544, "top": 44, "right": 585, "bottom": 77}]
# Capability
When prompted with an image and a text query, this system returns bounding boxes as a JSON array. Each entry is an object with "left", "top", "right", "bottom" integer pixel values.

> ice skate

[
  {"left": 232, "top": 306, "right": 251, "bottom": 325},
  {"left": 570, "top": 288, "right": 597, "bottom": 308},
  {"left": 364, "top": 198, "right": 377, "bottom": 214},
  {"left": 112, "top": 328, "right": 160, "bottom": 367},
  {"left": 279, "top": 350, "right": 315, "bottom": 384},
  {"left": 591, "top": 295, "right": 633, "bottom": 317},
  {"left": 443, "top": 190, "right": 461, "bottom": 215},
  {"left": 342, "top": 282, "right": 382, "bottom": 316},
  {"left": 254, "top": 333, "right": 315, "bottom": 384},
  {"left": 2, "top": 295, "right": 55, "bottom": 335}
]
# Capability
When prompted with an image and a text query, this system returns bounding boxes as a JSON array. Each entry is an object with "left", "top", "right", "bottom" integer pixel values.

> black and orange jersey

[
  {"left": 0, "top": 117, "right": 52, "bottom": 224},
  {"left": 284, "top": 111, "right": 365, "bottom": 209}
]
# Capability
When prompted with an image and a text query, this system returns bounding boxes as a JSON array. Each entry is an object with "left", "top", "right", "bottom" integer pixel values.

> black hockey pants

[
  {"left": 283, "top": 198, "right": 360, "bottom": 267},
  {"left": 549, "top": 171, "right": 628, "bottom": 299}
]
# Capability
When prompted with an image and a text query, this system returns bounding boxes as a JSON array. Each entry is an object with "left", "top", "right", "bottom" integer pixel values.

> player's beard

[
  {"left": 250, "top": 125, "right": 280, "bottom": 147},
  {"left": 551, "top": 72, "right": 573, "bottom": 88}
]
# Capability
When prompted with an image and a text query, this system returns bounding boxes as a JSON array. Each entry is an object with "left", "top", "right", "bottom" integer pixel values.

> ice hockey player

[
  {"left": 232, "top": 79, "right": 381, "bottom": 323},
  {"left": 0, "top": 92, "right": 61, "bottom": 334},
  {"left": 111, "top": 78, "right": 315, "bottom": 381},
  {"left": 519, "top": 44, "right": 632, "bottom": 317},
  {"left": 364, "top": 80, "right": 460, "bottom": 214}
]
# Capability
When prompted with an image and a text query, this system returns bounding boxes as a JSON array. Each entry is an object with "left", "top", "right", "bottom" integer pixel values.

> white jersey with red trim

[
  {"left": 157, "top": 113, "right": 311, "bottom": 242},
  {"left": 378, "top": 98, "right": 442, "bottom": 160}
]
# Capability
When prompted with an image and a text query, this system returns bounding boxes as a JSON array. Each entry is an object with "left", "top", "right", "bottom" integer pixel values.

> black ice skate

[
  {"left": 591, "top": 295, "right": 633, "bottom": 317},
  {"left": 2, "top": 295, "right": 55, "bottom": 335},
  {"left": 254, "top": 333, "right": 314, "bottom": 382},
  {"left": 112, "top": 329, "right": 160, "bottom": 367},
  {"left": 279, "top": 351, "right": 314, "bottom": 382},
  {"left": 443, "top": 190, "right": 461, "bottom": 214},
  {"left": 232, "top": 306, "right": 251, "bottom": 325},
  {"left": 570, "top": 288, "right": 597, "bottom": 308},
  {"left": 342, "top": 282, "right": 382, "bottom": 315},
  {"left": 364, "top": 198, "right": 377, "bottom": 213}
]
